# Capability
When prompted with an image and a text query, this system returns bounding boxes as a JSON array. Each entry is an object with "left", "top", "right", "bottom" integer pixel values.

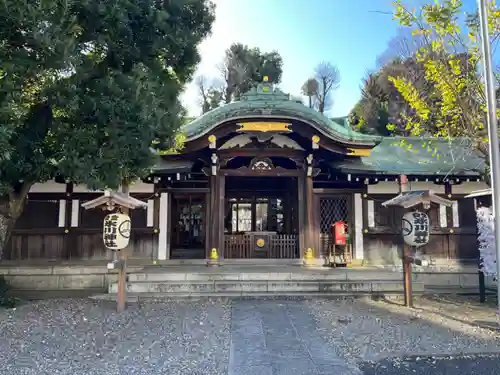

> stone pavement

[
  {"left": 228, "top": 300, "right": 359, "bottom": 375},
  {"left": 2, "top": 296, "right": 500, "bottom": 375}
]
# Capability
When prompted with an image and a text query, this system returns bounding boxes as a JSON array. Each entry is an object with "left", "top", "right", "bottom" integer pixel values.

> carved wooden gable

[
  {"left": 219, "top": 134, "right": 304, "bottom": 151},
  {"left": 250, "top": 157, "right": 274, "bottom": 171}
]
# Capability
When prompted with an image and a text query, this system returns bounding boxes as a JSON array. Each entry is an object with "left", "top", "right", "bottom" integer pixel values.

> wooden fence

[{"left": 224, "top": 234, "right": 299, "bottom": 259}]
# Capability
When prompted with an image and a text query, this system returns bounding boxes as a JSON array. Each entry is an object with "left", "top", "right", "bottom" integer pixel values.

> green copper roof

[
  {"left": 334, "top": 137, "right": 485, "bottom": 176},
  {"left": 181, "top": 84, "right": 380, "bottom": 146}
]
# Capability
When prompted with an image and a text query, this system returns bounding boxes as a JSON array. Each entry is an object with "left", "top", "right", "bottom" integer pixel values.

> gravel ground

[
  {"left": 0, "top": 299, "right": 231, "bottom": 375},
  {"left": 309, "top": 295, "right": 500, "bottom": 366},
  {"left": 2, "top": 295, "right": 500, "bottom": 375}
]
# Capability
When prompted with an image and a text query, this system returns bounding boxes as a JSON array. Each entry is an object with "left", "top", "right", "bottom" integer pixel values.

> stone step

[
  {"left": 109, "top": 280, "right": 424, "bottom": 294},
  {"left": 92, "top": 289, "right": 427, "bottom": 302},
  {"left": 127, "top": 270, "right": 405, "bottom": 282}
]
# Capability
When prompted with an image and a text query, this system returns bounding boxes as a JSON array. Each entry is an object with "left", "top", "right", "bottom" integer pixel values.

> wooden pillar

[
  {"left": 218, "top": 175, "right": 225, "bottom": 259},
  {"left": 208, "top": 175, "right": 218, "bottom": 259},
  {"left": 64, "top": 183, "right": 77, "bottom": 260},
  {"left": 297, "top": 174, "right": 305, "bottom": 257},
  {"left": 305, "top": 175, "right": 316, "bottom": 258},
  {"left": 204, "top": 190, "right": 210, "bottom": 260},
  {"left": 117, "top": 181, "right": 130, "bottom": 313}
]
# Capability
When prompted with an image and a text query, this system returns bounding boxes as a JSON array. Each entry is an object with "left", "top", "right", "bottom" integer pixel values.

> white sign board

[
  {"left": 103, "top": 213, "right": 131, "bottom": 250},
  {"left": 402, "top": 211, "right": 430, "bottom": 247},
  {"left": 477, "top": 207, "right": 497, "bottom": 276}
]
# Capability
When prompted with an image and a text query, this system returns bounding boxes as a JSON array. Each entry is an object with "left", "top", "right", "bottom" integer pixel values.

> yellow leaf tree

[{"left": 390, "top": 0, "right": 500, "bottom": 180}]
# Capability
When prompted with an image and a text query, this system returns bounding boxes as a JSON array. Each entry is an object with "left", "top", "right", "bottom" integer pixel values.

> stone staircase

[{"left": 102, "top": 267, "right": 425, "bottom": 300}]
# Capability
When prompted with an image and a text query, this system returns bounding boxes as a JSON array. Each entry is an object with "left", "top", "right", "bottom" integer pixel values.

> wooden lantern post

[
  {"left": 117, "top": 181, "right": 129, "bottom": 312},
  {"left": 382, "top": 179, "right": 454, "bottom": 307},
  {"left": 81, "top": 185, "right": 147, "bottom": 312}
]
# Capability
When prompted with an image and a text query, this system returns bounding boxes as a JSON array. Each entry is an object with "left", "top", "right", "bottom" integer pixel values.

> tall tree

[
  {"left": 195, "top": 75, "right": 222, "bottom": 113},
  {"left": 349, "top": 56, "right": 435, "bottom": 136},
  {"left": 0, "top": 0, "right": 214, "bottom": 257},
  {"left": 301, "top": 62, "right": 340, "bottom": 114},
  {"left": 314, "top": 62, "right": 341, "bottom": 114},
  {"left": 388, "top": 0, "right": 500, "bottom": 180},
  {"left": 197, "top": 43, "right": 284, "bottom": 110},
  {"left": 301, "top": 78, "right": 318, "bottom": 109}
]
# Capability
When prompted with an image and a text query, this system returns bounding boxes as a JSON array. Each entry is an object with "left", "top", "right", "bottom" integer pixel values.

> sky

[{"left": 181, "top": 0, "right": 478, "bottom": 118}]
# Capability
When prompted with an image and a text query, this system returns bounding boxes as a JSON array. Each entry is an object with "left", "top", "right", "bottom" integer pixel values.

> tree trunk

[
  {"left": 0, "top": 184, "right": 32, "bottom": 261},
  {"left": 0, "top": 210, "right": 14, "bottom": 261},
  {"left": 318, "top": 100, "right": 324, "bottom": 114},
  {"left": 308, "top": 96, "right": 312, "bottom": 108}
]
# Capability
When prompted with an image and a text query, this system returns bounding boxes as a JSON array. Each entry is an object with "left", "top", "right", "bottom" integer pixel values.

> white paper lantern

[
  {"left": 402, "top": 211, "right": 430, "bottom": 247},
  {"left": 103, "top": 213, "right": 131, "bottom": 250}
]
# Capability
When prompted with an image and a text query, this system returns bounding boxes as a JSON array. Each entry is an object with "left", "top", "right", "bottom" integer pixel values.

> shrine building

[{"left": 4, "top": 80, "right": 488, "bottom": 267}]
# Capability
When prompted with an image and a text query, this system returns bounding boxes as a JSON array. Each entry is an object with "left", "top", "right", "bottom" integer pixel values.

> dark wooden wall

[
  {"left": 362, "top": 194, "right": 478, "bottom": 265},
  {"left": 4, "top": 193, "right": 158, "bottom": 261}
]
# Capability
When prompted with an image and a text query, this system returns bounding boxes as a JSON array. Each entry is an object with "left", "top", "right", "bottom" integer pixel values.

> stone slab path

[{"left": 228, "top": 300, "right": 360, "bottom": 375}]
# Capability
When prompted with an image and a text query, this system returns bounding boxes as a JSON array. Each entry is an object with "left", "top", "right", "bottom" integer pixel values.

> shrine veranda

[{"left": 0, "top": 82, "right": 490, "bottom": 291}]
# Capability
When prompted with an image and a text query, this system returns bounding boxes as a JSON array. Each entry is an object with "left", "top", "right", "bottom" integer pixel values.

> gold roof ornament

[
  {"left": 346, "top": 148, "right": 371, "bottom": 157},
  {"left": 237, "top": 122, "right": 291, "bottom": 133}
]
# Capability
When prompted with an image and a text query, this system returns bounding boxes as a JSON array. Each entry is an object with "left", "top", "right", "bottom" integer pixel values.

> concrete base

[
  {"left": 0, "top": 264, "right": 145, "bottom": 291},
  {"left": 0, "top": 261, "right": 485, "bottom": 296}
]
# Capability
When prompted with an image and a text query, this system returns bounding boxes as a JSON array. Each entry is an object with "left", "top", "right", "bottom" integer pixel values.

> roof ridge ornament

[{"left": 240, "top": 75, "right": 290, "bottom": 102}]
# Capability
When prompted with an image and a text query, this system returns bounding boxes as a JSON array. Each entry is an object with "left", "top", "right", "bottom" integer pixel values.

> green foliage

[
  {"left": 197, "top": 43, "right": 284, "bottom": 111},
  {"left": 0, "top": 275, "right": 18, "bottom": 308},
  {"left": 301, "top": 62, "right": 341, "bottom": 114},
  {"left": 349, "top": 59, "right": 422, "bottom": 136},
  {"left": 0, "top": 0, "right": 214, "bottom": 192},
  {"left": 388, "top": 0, "right": 500, "bottom": 168}
]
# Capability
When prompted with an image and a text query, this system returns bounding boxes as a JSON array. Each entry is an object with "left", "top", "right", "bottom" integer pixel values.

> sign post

[
  {"left": 81, "top": 184, "right": 147, "bottom": 312},
  {"left": 118, "top": 181, "right": 129, "bottom": 312},
  {"left": 401, "top": 211, "right": 430, "bottom": 307},
  {"left": 103, "top": 211, "right": 131, "bottom": 311},
  {"left": 399, "top": 176, "right": 413, "bottom": 307},
  {"left": 382, "top": 180, "right": 452, "bottom": 308}
]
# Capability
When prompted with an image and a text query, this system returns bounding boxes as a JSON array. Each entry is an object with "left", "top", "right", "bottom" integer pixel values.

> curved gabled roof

[
  {"left": 182, "top": 83, "right": 381, "bottom": 147},
  {"left": 334, "top": 137, "right": 484, "bottom": 175}
]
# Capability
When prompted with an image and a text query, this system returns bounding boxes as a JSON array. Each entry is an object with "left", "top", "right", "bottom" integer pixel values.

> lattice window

[{"left": 319, "top": 196, "right": 350, "bottom": 234}]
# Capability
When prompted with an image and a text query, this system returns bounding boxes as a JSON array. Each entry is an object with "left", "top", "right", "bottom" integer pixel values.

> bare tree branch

[{"left": 314, "top": 62, "right": 340, "bottom": 114}]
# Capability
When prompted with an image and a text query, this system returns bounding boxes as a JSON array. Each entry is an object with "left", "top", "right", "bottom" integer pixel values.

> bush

[{"left": 0, "top": 275, "right": 18, "bottom": 308}]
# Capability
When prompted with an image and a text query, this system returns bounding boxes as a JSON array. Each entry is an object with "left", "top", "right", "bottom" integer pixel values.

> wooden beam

[
  {"left": 218, "top": 148, "right": 304, "bottom": 158},
  {"left": 220, "top": 169, "right": 301, "bottom": 177}
]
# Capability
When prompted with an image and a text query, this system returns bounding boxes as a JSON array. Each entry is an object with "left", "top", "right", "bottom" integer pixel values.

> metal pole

[{"left": 478, "top": 0, "right": 500, "bottom": 313}]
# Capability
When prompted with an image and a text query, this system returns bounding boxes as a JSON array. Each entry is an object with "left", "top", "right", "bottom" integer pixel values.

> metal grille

[
  {"left": 320, "top": 196, "right": 350, "bottom": 234},
  {"left": 319, "top": 195, "right": 351, "bottom": 259}
]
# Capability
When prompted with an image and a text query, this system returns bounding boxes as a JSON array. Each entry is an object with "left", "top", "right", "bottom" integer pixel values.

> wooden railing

[
  {"left": 224, "top": 233, "right": 299, "bottom": 259},
  {"left": 224, "top": 234, "right": 253, "bottom": 258},
  {"left": 270, "top": 235, "right": 299, "bottom": 259}
]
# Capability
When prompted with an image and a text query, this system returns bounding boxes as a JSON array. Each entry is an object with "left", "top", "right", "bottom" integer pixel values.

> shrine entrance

[
  {"left": 223, "top": 176, "right": 300, "bottom": 259},
  {"left": 170, "top": 193, "right": 207, "bottom": 259}
]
